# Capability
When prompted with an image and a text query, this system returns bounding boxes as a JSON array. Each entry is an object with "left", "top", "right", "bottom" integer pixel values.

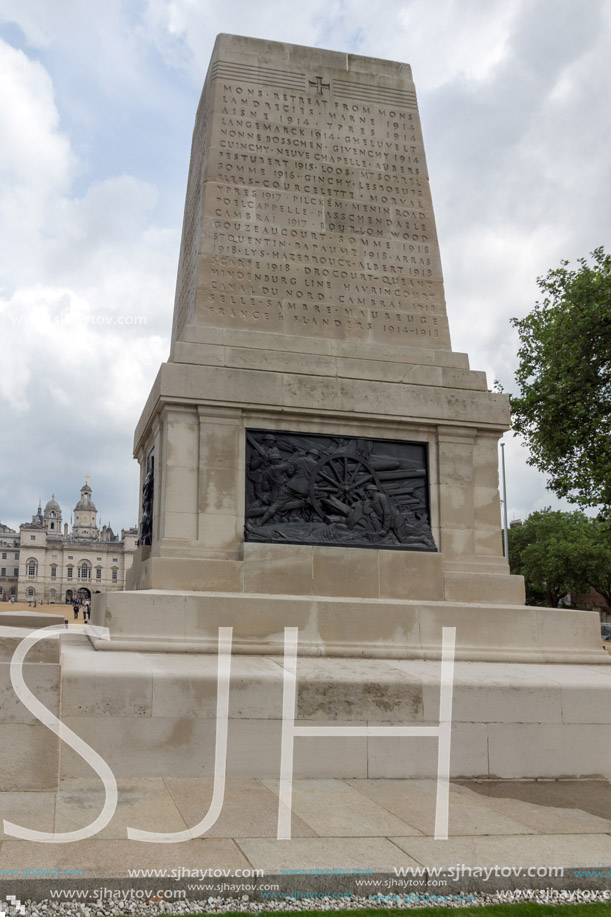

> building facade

[{"left": 0, "top": 483, "right": 137, "bottom": 603}]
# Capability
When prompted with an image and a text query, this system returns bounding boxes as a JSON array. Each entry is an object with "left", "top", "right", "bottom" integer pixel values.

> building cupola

[{"left": 71, "top": 482, "right": 99, "bottom": 540}]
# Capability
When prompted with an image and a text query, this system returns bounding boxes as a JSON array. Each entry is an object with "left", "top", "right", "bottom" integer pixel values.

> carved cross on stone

[{"left": 309, "top": 75, "right": 330, "bottom": 94}]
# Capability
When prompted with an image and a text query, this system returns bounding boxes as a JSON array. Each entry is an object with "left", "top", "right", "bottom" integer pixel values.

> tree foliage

[
  {"left": 510, "top": 248, "right": 611, "bottom": 512},
  {"left": 587, "top": 517, "right": 611, "bottom": 607},
  {"left": 508, "top": 509, "right": 610, "bottom": 608}
]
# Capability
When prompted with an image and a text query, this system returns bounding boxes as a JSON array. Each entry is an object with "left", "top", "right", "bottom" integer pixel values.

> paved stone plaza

[{"left": 2, "top": 774, "right": 611, "bottom": 882}]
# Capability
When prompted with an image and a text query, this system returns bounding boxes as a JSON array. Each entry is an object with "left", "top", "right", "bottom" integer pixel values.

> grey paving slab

[
  {"left": 347, "top": 779, "right": 531, "bottom": 836},
  {"left": 544, "top": 781, "right": 611, "bottom": 821},
  {"left": 460, "top": 779, "right": 611, "bottom": 823},
  {"left": 453, "top": 781, "right": 611, "bottom": 835},
  {"left": 54, "top": 778, "right": 188, "bottom": 839},
  {"left": 391, "top": 833, "right": 611, "bottom": 868},
  {"left": 0, "top": 838, "right": 251, "bottom": 877},
  {"left": 262, "top": 779, "right": 422, "bottom": 837},
  {"left": 236, "top": 837, "right": 422, "bottom": 871},
  {"left": 1, "top": 778, "right": 611, "bottom": 880},
  {"left": 164, "top": 778, "right": 316, "bottom": 837},
  {"left": 0, "top": 792, "right": 56, "bottom": 840}
]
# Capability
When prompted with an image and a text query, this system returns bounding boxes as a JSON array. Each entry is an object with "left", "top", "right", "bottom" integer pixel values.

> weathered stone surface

[
  {"left": 171, "top": 35, "right": 449, "bottom": 352},
  {"left": 0, "top": 627, "right": 61, "bottom": 791},
  {"left": 53, "top": 641, "right": 611, "bottom": 780},
  {"left": 121, "top": 36, "right": 551, "bottom": 667},
  {"left": 91, "top": 589, "right": 607, "bottom": 665},
  {"left": 126, "top": 35, "right": 520, "bottom": 585}
]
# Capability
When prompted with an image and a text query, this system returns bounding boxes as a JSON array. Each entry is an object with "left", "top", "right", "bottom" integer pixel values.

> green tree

[
  {"left": 586, "top": 517, "right": 611, "bottom": 607},
  {"left": 510, "top": 248, "right": 611, "bottom": 512},
  {"left": 507, "top": 509, "right": 602, "bottom": 608},
  {"left": 507, "top": 521, "right": 546, "bottom": 606}
]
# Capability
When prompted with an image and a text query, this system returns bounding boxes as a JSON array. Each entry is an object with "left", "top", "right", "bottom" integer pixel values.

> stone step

[
  {"left": 57, "top": 642, "right": 611, "bottom": 782},
  {"left": 91, "top": 588, "right": 606, "bottom": 664}
]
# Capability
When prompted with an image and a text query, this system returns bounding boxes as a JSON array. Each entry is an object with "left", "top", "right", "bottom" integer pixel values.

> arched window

[
  {"left": 79, "top": 562, "right": 90, "bottom": 580},
  {"left": 27, "top": 588, "right": 34, "bottom": 597},
  {"left": 27, "top": 559, "right": 37, "bottom": 577},
  {"left": 67, "top": 566, "right": 73, "bottom": 579},
  {"left": 51, "top": 565, "right": 57, "bottom": 578},
  {"left": 111, "top": 567, "right": 118, "bottom": 582}
]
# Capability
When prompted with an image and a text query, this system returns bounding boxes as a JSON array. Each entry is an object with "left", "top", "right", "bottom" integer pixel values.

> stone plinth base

[
  {"left": 91, "top": 588, "right": 607, "bottom": 665},
  {"left": 4, "top": 621, "right": 611, "bottom": 789},
  {"left": 0, "top": 625, "right": 61, "bottom": 792},
  {"left": 57, "top": 640, "right": 611, "bottom": 781},
  {"left": 129, "top": 544, "right": 525, "bottom": 606}
]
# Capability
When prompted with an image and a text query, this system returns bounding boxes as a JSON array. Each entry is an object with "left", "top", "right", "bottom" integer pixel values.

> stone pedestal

[
  {"left": 72, "top": 35, "right": 610, "bottom": 784},
  {"left": 125, "top": 34, "right": 525, "bottom": 622},
  {"left": 59, "top": 642, "right": 611, "bottom": 782},
  {"left": 91, "top": 585, "right": 602, "bottom": 665}
]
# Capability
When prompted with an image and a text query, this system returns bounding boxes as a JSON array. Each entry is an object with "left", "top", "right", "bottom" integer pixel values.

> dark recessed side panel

[
  {"left": 245, "top": 429, "right": 436, "bottom": 551},
  {"left": 138, "top": 449, "right": 155, "bottom": 547}
]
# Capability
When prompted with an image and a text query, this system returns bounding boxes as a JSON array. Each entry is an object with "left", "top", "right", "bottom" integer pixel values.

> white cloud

[
  {"left": 0, "top": 0, "right": 158, "bottom": 99},
  {"left": 1, "top": 0, "right": 610, "bottom": 530},
  {"left": 141, "top": 0, "right": 336, "bottom": 79},
  {"left": 0, "top": 39, "right": 74, "bottom": 287},
  {"left": 140, "top": 0, "right": 522, "bottom": 92},
  {"left": 0, "top": 28, "right": 176, "bottom": 530},
  {"left": 1, "top": 284, "right": 168, "bottom": 419},
  {"left": 0, "top": 41, "right": 70, "bottom": 188}
]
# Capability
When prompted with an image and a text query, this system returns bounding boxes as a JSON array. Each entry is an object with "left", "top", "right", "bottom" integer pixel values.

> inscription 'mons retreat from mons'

[{"left": 172, "top": 40, "right": 451, "bottom": 349}]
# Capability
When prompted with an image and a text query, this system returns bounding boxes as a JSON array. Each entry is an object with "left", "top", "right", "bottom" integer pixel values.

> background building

[{"left": 0, "top": 483, "right": 137, "bottom": 603}]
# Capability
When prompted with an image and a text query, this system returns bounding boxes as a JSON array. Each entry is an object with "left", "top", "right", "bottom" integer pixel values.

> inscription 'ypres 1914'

[{"left": 245, "top": 429, "right": 436, "bottom": 551}]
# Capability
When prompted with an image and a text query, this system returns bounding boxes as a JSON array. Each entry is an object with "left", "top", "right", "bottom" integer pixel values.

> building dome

[
  {"left": 74, "top": 484, "right": 97, "bottom": 513},
  {"left": 44, "top": 495, "right": 61, "bottom": 514},
  {"left": 74, "top": 496, "right": 98, "bottom": 511}
]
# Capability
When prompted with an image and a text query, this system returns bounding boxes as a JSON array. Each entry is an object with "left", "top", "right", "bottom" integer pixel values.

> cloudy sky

[{"left": 1, "top": 0, "right": 609, "bottom": 534}]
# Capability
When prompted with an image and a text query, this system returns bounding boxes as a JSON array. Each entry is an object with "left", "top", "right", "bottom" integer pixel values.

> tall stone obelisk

[
  {"left": 126, "top": 33, "right": 524, "bottom": 619},
  {"left": 82, "top": 37, "right": 609, "bottom": 790}
]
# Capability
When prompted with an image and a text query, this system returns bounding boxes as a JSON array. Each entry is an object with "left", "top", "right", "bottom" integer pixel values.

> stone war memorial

[{"left": 3, "top": 34, "right": 611, "bottom": 803}]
